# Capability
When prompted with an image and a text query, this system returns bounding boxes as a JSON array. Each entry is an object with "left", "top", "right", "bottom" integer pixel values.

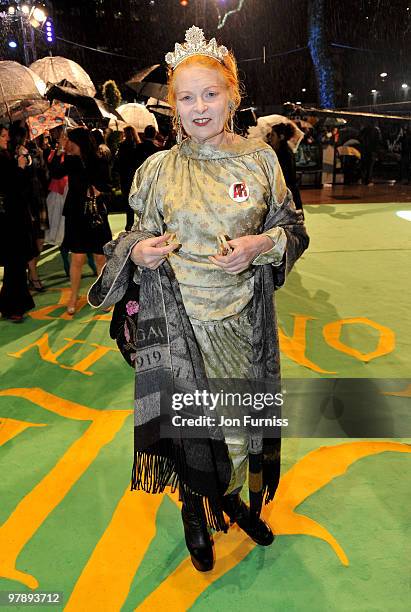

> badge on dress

[{"left": 229, "top": 181, "right": 249, "bottom": 203}]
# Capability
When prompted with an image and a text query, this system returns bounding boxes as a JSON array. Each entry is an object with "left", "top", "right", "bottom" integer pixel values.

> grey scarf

[{"left": 88, "top": 191, "right": 309, "bottom": 530}]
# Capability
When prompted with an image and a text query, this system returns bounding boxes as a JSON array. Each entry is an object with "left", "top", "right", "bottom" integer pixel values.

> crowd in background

[
  {"left": 1, "top": 111, "right": 409, "bottom": 323},
  {"left": 0, "top": 121, "right": 165, "bottom": 322}
]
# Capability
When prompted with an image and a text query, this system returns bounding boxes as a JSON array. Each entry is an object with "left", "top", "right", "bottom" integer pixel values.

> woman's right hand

[{"left": 130, "top": 233, "right": 180, "bottom": 270}]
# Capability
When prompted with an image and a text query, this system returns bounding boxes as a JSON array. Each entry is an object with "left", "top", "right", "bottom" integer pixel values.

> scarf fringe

[
  {"left": 263, "top": 483, "right": 276, "bottom": 505},
  {"left": 179, "top": 482, "right": 228, "bottom": 533},
  {"left": 130, "top": 448, "right": 178, "bottom": 494},
  {"left": 130, "top": 446, "right": 228, "bottom": 533}
]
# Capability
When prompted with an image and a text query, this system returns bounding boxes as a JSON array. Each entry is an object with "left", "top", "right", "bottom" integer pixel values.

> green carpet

[{"left": 0, "top": 204, "right": 410, "bottom": 611}]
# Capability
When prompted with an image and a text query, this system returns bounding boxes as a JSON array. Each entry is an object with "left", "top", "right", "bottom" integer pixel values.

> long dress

[{"left": 128, "top": 136, "right": 296, "bottom": 492}]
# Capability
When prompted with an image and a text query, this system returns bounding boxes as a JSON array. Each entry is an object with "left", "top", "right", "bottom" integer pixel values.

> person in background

[
  {"left": 359, "top": 121, "right": 382, "bottom": 185},
  {"left": 45, "top": 142, "right": 69, "bottom": 249},
  {"left": 26, "top": 132, "right": 50, "bottom": 292},
  {"left": 90, "top": 128, "right": 112, "bottom": 162},
  {"left": 50, "top": 128, "right": 112, "bottom": 314},
  {"left": 115, "top": 125, "right": 141, "bottom": 230},
  {"left": 45, "top": 127, "right": 98, "bottom": 278},
  {"left": 137, "top": 124, "right": 160, "bottom": 160},
  {"left": 0, "top": 125, "right": 36, "bottom": 322},
  {"left": 268, "top": 122, "right": 303, "bottom": 211}
]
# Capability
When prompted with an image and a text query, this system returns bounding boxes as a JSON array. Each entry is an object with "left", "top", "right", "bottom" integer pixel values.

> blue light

[
  {"left": 8, "top": 41, "right": 18, "bottom": 49},
  {"left": 45, "top": 17, "right": 54, "bottom": 44}
]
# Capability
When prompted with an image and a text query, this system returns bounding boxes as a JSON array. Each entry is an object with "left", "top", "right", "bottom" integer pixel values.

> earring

[
  {"left": 176, "top": 113, "right": 183, "bottom": 145},
  {"left": 228, "top": 102, "right": 235, "bottom": 132}
]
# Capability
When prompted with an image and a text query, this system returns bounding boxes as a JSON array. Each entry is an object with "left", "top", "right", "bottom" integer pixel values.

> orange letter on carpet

[
  {"left": 323, "top": 317, "right": 395, "bottom": 362},
  {"left": 279, "top": 315, "right": 336, "bottom": 374},
  {"left": 0, "top": 388, "right": 132, "bottom": 590}
]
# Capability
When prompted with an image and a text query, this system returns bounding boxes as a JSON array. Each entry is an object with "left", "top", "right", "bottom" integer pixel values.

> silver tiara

[{"left": 165, "top": 25, "right": 229, "bottom": 70}]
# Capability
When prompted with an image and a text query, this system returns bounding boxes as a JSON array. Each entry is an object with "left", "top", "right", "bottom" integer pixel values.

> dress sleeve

[
  {"left": 252, "top": 146, "right": 309, "bottom": 285},
  {"left": 129, "top": 150, "right": 168, "bottom": 235},
  {"left": 252, "top": 146, "right": 290, "bottom": 266}
]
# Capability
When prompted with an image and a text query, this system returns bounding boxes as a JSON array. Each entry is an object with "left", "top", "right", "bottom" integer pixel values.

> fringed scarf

[{"left": 88, "top": 191, "right": 309, "bottom": 531}]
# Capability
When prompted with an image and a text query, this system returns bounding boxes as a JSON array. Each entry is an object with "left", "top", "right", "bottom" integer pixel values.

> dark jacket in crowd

[
  {"left": 0, "top": 150, "right": 36, "bottom": 317},
  {"left": 116, "top": 139, "right": 159, "bottom": 198},
  {"left": 115, "top": 140, "right": 141, "bottom": 198},
  {"left": 275, "top": 141, "right": 303, "bottom": 210},
  {"left": 0, "top": 150, "right": 37, "bottom": 264},
  {"left": 360, "top": 125, "right": 382, "bottom": 153}
]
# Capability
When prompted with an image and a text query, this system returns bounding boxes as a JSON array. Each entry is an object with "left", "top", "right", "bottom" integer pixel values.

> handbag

[
  {"left": 109, "top": 278, "right": 140, "bottom": 368},
  {"left": 84, "top": 186, "right": 106, "bottom": 229}
]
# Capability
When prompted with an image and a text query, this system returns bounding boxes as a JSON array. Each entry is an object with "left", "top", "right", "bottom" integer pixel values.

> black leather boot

[
  {"left": 181, "top": 502, "right": 215, "bottom": 572},
  {"left": 222, "top": 493, "right": 274, "bottom": 546}
]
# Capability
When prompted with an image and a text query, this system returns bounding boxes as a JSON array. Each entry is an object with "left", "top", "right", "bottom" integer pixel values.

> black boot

[
  {"left": 222, "top": 493, "right": 274, "bottom": 546},
  {"left": 181, "top": 502, "right": 215, "bottom": 572}
]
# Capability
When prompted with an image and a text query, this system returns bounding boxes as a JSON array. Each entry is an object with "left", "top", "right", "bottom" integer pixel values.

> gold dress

[{"left": 129, "top": 136, "right": 290, "bottom": 493}]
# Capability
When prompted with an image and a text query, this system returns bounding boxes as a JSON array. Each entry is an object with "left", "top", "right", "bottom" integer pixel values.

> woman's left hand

[{"left": 208, "top": 234, "right": 273, "bottom": 274}]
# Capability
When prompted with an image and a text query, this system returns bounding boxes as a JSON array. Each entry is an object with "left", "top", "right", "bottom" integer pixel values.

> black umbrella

[
  {"left": 126, "top": 64, "right": 168, "bottom": 101},
  {"left": 46, "top": 84, "right": 123, "bottom": 121}
]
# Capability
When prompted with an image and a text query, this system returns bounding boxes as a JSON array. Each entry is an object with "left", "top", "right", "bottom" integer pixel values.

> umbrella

[
  {"left": 342, "top": 138, "right": 360, "bottom": 146},
  {"left": 108, "top": 118, "right": 129, "bottom": 131},
  {"left": 30, "top": 56, "right": 96, "bottom": 98},
  {"left": 247, "top": 114, "right": 304, "bottom": 152},
  {"left": 116, "top": 103, "right": 158, "bottom": 131},
  {"left": 2, "top": 99, "right": 51, "bottom": 122},
  {"left": 337, "top": 145, "right": 361, "bottom": 159},
  {"left": 46, "top": 84, "right": 123, "bottom": 121},
  {"left": 126, "top": 64, "right": 168, "bottom": 101},
  {"left": 27, "top": 101, "right": 69, "bottom": 140},
  {"left": 146, "top": 96, "right": 173, "bottom": 117},
  {"left": 0, "top": 61, "right": 47, "bottom": 118}
]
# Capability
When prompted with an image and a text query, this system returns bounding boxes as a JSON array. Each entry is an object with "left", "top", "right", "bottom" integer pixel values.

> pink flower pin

[{"left": 126, "top": 300, "right": 139, "bottom": 316}]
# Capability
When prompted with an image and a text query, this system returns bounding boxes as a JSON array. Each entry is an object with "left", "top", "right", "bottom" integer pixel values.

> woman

[
  {"left": 90, "top": 128, "right": 112, "bottom": 162},
  {"left": 89, "top": 26, "right": 309, "bottom": 572},
  {"left": 51, "top": 128, "right": 112, "bottom": 314},
  {"left": 0, "top": 125, "right": 36, "bottom": 322},
  {"left": 269, "top": 122, "right": 303, "bottom": 210},
  {"left": 26, "top": 132, "right": 50, "bottom": 291}
]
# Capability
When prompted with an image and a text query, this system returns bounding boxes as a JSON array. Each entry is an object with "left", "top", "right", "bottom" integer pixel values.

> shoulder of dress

[
  {"left": 246, "top": 137, "right": 273, "bottom": 151},
  {"left": 139, "top": 149, "right": 170, "bottom": 173},
  {"left": 252, "top": 143, "right": 279, "bottom": 164}
]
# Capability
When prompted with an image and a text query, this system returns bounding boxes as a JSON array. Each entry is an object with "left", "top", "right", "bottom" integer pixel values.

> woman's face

[
  {"left": 174, "top": 64, "right": 230, "bottom": 145},
  {"left": 0, "top": 128, "right": 9, "bottom": 150},
  {"left": 66, "top": 139, "right": 81, "bottom": 156}
]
